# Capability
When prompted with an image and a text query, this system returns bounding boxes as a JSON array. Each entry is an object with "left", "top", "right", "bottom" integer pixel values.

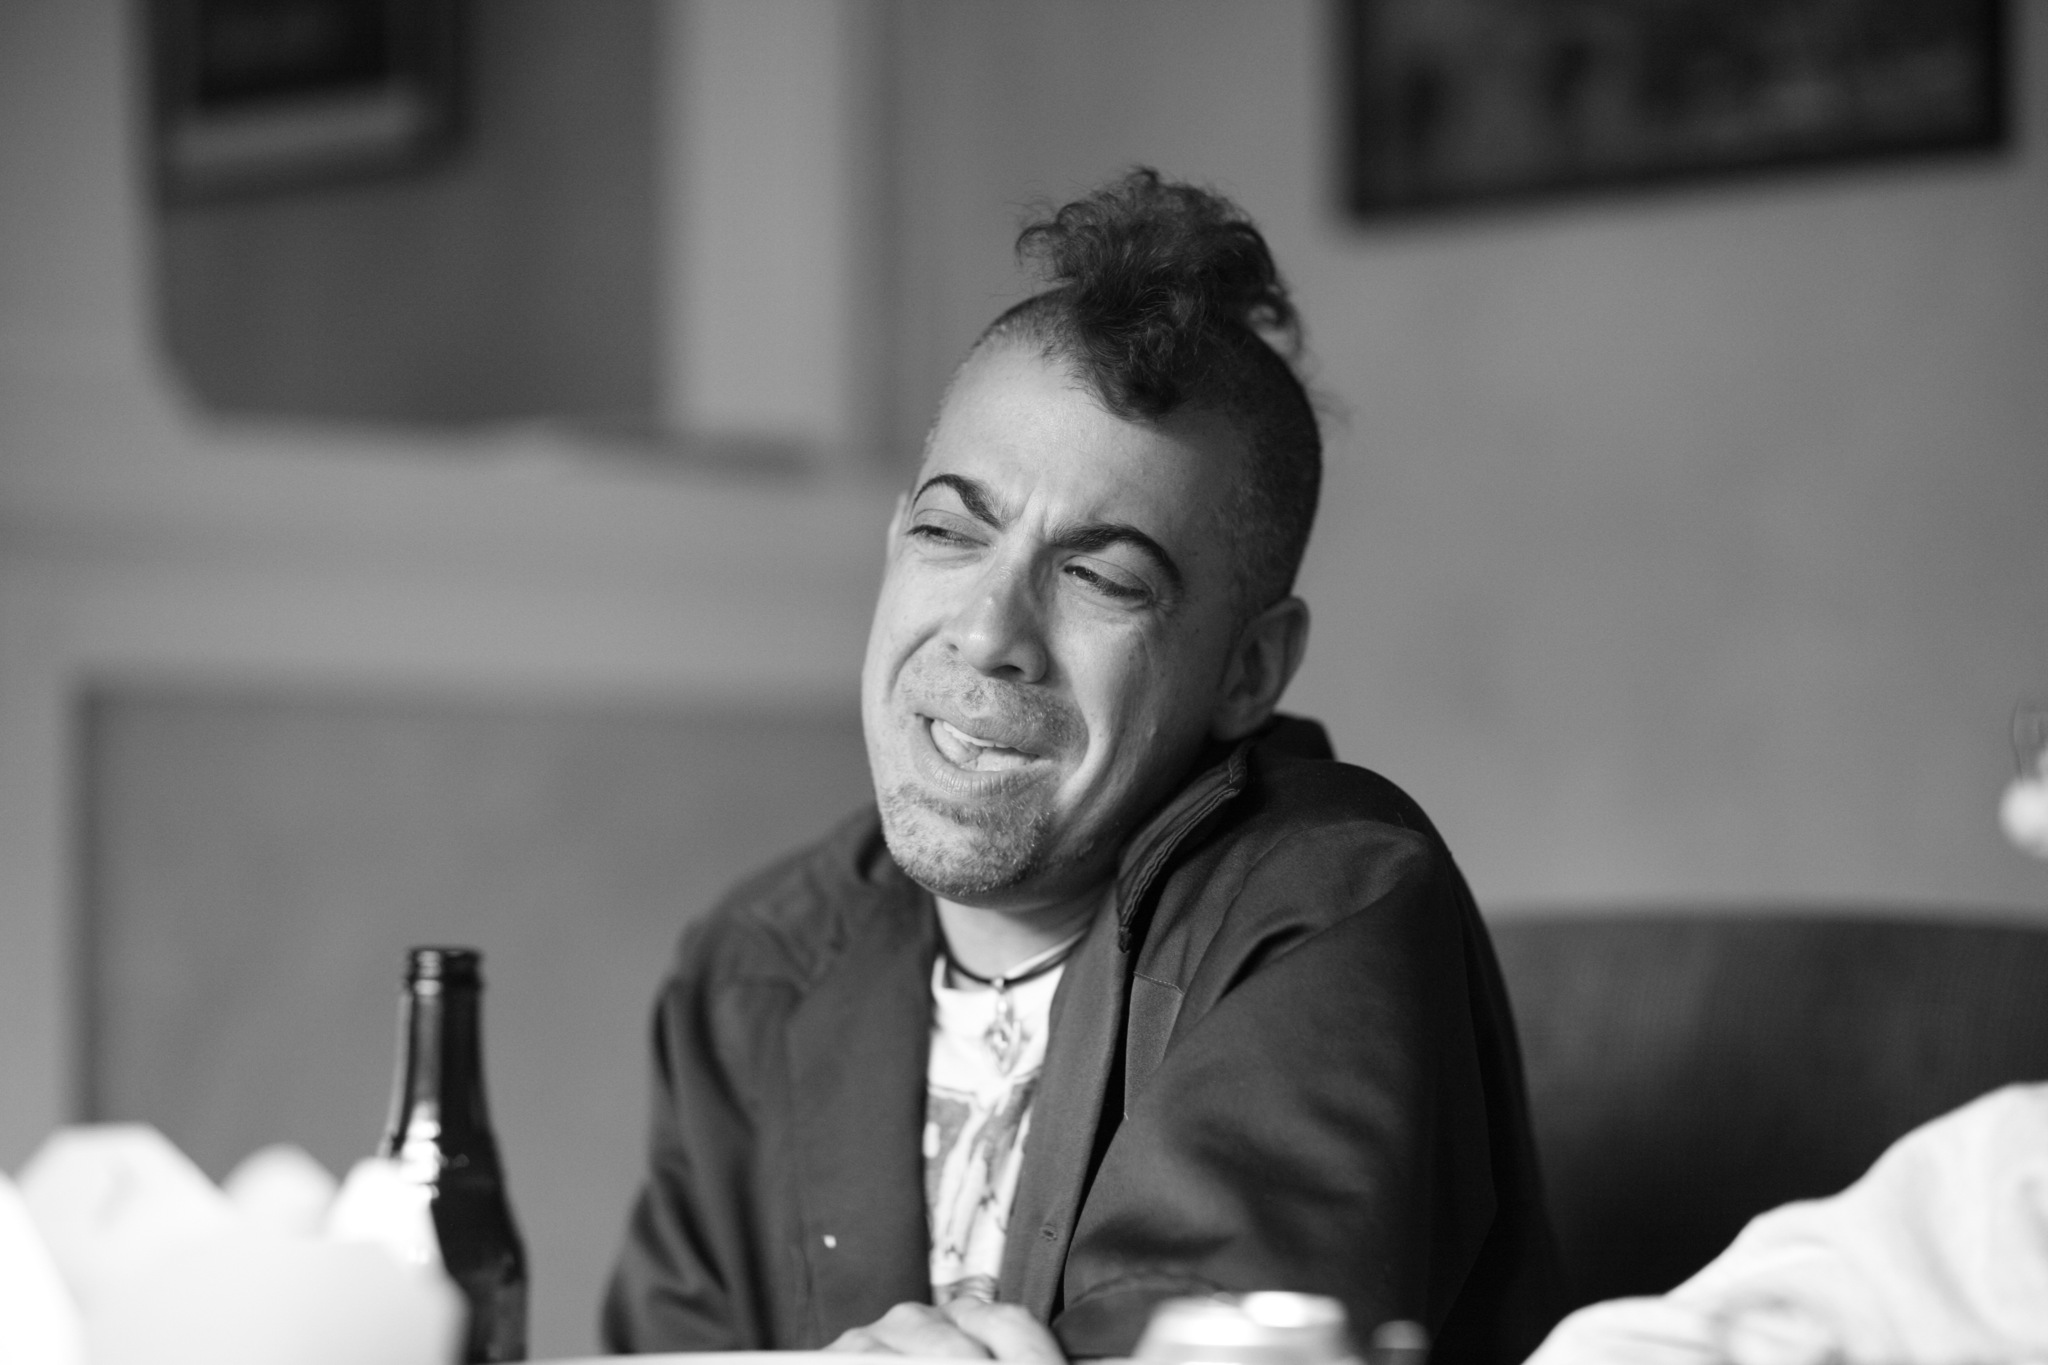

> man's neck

[{"left": 934, "top": 886, "right": 1106, "bottom": 979}]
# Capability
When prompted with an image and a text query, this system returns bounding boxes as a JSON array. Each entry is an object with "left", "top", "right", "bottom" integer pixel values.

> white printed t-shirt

[{"left": 923, "top": 935, "right": 1079, "bottom": 1305}]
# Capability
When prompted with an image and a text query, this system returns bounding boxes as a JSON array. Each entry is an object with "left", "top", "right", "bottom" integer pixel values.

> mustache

[{"left": 901, "top": 656, "right": 1083, "bottom": 754}]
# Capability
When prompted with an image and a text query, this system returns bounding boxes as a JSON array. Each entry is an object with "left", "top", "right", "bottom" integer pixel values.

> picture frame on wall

[
  {"left": 1341, "top": 0, "right": 2010, "bottom": 218},
  {"left": 151, "top": 0, "right": 462, "bottom": 201}
]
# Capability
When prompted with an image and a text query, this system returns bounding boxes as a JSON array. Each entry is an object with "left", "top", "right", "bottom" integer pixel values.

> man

[{"left": 604, "top": 171, "right": 1560, "bottom": 1363}]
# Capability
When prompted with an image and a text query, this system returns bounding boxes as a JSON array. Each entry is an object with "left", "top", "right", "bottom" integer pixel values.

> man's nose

[{"left": 943, "top": 557, "right": 1050, "bottom": 682}]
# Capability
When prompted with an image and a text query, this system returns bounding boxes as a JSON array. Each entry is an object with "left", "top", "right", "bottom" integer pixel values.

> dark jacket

[{"left": 603, "top": 717, "right": 1563, "bottom": 1361}]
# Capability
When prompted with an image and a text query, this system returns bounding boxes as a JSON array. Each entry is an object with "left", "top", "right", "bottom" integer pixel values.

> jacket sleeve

[
  {"left": 1052, "top": 825, "right": 1526, "bottom": 1359},
  {"left": 601, "top": 930, "right": 786, "bottom": 1353}
]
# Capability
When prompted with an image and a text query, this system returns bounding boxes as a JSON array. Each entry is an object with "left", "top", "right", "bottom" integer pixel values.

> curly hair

[{"left": 977, "top": 169, "right": 1322, "bottom": 611}]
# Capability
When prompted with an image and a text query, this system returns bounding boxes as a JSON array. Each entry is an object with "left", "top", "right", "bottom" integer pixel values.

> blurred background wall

[
  {"left": 2, "top": 0, "right": 2044, "bottom": 1355},
  {"left": 159, "top": 0, "right": 663, "bottom": 426}
]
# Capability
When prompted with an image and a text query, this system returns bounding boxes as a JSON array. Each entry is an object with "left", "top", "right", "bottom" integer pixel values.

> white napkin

[
  {"left": 1527, "top": 1083, "right": 2048, "bottom": 1365},
  {"left": 12, "top": 1124, "right": 464, "bottom": 1365},
  {"left": 224, "top": 1142, "right": 339, "bottom": 1238},
  {"left": 83, "top": 1228, "right": 462, "bottom": 1365},
  {"left": 17, "top": 1122, "right": 240, "bottom": 1330},
  {"left": 0, "top": 1169, "right": 85, "bottom": 1365},
  {"left": 325, "top": 1154, "right": 446, "bottom": 1273}
]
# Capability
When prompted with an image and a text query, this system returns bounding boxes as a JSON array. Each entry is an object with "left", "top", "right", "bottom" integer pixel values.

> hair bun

[{"left": 1015, "top": 168, "right": 1300, "bottom": 414}]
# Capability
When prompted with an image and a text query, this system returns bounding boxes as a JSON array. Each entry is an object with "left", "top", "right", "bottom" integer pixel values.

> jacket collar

[
  {"left": 1004, "top": 712, "right": 1333, "bottom": 1317},
  {"left": 1111, "top": 714, "right": 1333, "bottom": 951},
  {"left": 784, "top": 849, "right": 939, "bottom": 1339}
]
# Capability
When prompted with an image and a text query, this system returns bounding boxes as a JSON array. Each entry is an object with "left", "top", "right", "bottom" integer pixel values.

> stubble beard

[
  {"left": 871, "top": 654, "right": 1086, "bottom": 900},
  {"left": 877, "top": 782, "right": 1055, "bottom": 900}
]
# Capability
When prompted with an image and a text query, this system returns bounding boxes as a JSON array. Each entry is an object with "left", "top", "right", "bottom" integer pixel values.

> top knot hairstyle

[{"left": 979, "top": 168, "right": 1322, "bottom": 612}]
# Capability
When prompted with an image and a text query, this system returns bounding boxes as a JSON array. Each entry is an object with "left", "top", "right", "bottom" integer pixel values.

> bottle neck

[{"left": 380, "top": 976, "right": 501, "bottom": 1170}]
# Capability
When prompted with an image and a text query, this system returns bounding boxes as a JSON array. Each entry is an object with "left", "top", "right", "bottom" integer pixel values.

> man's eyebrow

[{"left": 913, "top": 474, "right": 1004, "bottom": 527}]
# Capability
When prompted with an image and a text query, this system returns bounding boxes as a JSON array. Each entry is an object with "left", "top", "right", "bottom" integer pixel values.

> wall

[
  {"left": 158, "top": 0, "right": 891, "bottom": 458},
  {"left": 0, "top": 0, "right": 897, "bottom": 1186},
  {"left": 666, "top": 0, "right": 892, "bottom": 457},
  {"left": 885, "top": 0, "right": 2048, "bottom": 915},
  {"left": 1, "top": 6, "right": 902, "bottom": 1353},
  {"left": 161, "top": 0, "right": 662, "bottom": 426}
]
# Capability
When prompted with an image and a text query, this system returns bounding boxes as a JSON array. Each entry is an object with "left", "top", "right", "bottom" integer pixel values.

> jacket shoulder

[
  {"left": 1234, "top": 747, "right": 1461, "bottom": 901},
  {"left": 669, "top": 806, "right": 890, "bottom": 990},
  {"left": 1252, "top": 737, "right": 1444, "bottom": 838},
  {"left": 1149, "top": 746, "right": 1473, "bottom": 966}
]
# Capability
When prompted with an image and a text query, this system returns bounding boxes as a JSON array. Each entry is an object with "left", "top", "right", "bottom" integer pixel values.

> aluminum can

[{"left": 1134, "top": 1292, "right": 1358, "bottom": 1365}]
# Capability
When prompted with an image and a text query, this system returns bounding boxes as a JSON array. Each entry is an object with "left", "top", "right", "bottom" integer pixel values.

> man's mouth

[{"left": 926, "top": 717, "right": 1036, "bottom": 772}]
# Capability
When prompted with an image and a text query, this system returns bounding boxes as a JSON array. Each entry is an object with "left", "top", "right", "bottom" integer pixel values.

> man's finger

[
  {"left": 868, "top": 1301, "right": 992, "bottom": 1358},
  {"left": 826, "top": 1326, "right": 887, "bottom": 1354},
  {"left": 941, "top": 1298, "right": 1066, "bottom": 1365},
  {"left": 827, "top": 1301, "right": 994, "bottom": 1358}
]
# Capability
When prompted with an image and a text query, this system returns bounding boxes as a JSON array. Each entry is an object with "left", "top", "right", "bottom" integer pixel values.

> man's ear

[{"left": 1210, "top": 596, "right": 1311, "bottom": 742}]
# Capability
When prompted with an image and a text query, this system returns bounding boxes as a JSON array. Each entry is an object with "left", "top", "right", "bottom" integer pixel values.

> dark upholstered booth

[{"left": 1489, "top": 912, "right": 2048, "bottom": 1312}]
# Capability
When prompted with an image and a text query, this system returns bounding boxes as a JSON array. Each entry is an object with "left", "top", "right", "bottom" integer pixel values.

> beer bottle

[{"left": 381, "top": 946, "right": 529, "bottom": 1362}]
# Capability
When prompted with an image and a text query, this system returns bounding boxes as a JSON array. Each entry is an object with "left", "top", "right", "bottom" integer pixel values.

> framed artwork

[
  {"left": 151, "top": 0, "right": 462, "bottom": 201},
  {"left": 1341, "top": 0, "right": 2009, "bottom": 217}
]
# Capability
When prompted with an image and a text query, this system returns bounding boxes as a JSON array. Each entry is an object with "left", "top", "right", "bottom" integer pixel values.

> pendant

[{"left": 983, "top": 988, "right": 1028, "bottom": 1073}]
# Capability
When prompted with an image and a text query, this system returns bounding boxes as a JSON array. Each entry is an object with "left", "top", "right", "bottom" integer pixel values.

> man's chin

[{"left": 876, "top": 784, "right": 1049, "bottom": 901}]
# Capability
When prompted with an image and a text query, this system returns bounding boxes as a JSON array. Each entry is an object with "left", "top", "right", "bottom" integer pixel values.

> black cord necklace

[
  {"left": 940, "top": 927, "right": 1088, "bottom": 1072},
  {"left": 940, "top": 929, "right": 1085, "bottom": 991}
]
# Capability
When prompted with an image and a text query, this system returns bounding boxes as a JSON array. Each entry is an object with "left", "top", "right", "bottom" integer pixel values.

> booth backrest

[{"left": 1489, "top": 912, "right": 2048, "bottom": 1310}]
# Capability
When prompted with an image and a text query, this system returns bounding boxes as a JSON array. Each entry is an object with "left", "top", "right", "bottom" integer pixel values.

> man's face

[{"left": 861, "top": 343, "right": 1252, "bottom": 910}]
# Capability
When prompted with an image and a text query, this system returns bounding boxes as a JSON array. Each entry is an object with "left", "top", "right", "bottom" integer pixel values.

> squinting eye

[
  {"left": 1064, "top": 562, "right": 1149, "bottom": 603},
  {"left": 907, "top": 520, "right": 980, "bottom": 548}
]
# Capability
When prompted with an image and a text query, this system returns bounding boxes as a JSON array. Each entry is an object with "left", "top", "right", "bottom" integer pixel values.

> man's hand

[{"left": 826, "top": 1299, "right": 1066, "bottom": 1365}]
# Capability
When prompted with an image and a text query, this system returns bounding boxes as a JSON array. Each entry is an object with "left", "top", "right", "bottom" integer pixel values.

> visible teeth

[{"left": 931, "top": 719, "right": 1030, "bottom": 770}]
